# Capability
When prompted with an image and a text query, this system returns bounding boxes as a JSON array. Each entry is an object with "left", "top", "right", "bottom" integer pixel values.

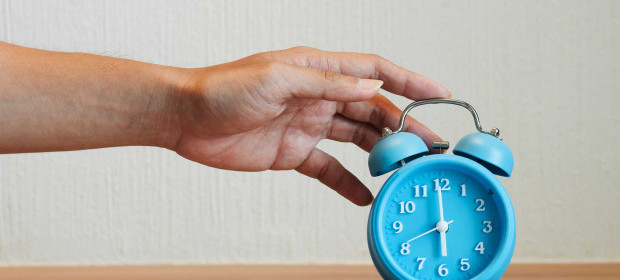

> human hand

[{"left": 171, "top": 47, "right": 451, "bottom": 206}]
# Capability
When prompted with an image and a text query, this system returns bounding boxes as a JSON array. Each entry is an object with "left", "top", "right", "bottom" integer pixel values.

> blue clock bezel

[{"left": 367, "top": 154, "right": 516, "bottom": 280}]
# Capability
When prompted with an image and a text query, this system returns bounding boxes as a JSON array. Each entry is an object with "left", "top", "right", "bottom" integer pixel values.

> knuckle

[
  {"left": 319, "top": 69, "right": 338, "bottom": 82},
  {"left": 290, "top": 46, "right": 313, "bottom": 52},
  {"left": 247, "top": 51, "right": 275, "bottom": 62},
  {"left": 368, "top": 53, "right": 383, "bottom": 61},
  {"left": 332, "top": 174, "right": 346, "bottom": 193},
  {"left": 370, "top": 104, "right": 388, "bottom": 125},
  {"left": 352, "top": 125, "right": 367, "bottom": 145},
  {"left": 286, "top": 46, "right": 319, "bottom": 67},
  {"left": 325, "top": 56, "right": 340, "bottom": 71},
  {"left": 317, "top": 160, "right": 332, "bottom": 182},
  {"left": 402, "top": 121, "right": 412, "bottom": 133},
  {"left": 402, "top": 116, "right": 418, "bottom": 132},
  {"left": 369, "top": 54, "right": 386, "bottom": 76}
]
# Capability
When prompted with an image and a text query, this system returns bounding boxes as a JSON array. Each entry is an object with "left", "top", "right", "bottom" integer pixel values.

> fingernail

[
  {"left": 358, "top": 79, "right": 384, "bottom": 91},
  {"left": 443, "top": 87, "right": 452, "bottom": 99},
  {"left": 438, "top": 84, "right": 452, "bottom": 98},
  {"left": 363, "top": 195, "right": 374, "bottom": 206},
  {"left": 358, "top": 190, "right": 374, "bottom": 206}
]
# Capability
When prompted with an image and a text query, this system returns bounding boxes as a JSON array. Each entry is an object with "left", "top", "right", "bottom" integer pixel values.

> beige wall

[{"left": 0, "top": 0, "right": 618, "bottom": 265}]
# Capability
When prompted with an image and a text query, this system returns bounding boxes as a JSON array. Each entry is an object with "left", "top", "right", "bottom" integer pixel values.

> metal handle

[{"left": 394, "top": 99, "right": 500, "bottom": 137}]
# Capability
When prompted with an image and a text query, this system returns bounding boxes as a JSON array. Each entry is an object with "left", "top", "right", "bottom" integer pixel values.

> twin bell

[{"left": 367, "top": 99, "right": 514, "bottom": 178}]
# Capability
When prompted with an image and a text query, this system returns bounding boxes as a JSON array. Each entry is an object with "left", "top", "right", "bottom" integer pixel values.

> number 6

[{"left": 438, "top": 264, "right": 448, "bottom": 277}]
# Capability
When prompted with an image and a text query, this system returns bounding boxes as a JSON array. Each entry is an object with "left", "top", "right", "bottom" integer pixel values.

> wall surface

[{"left": 0, "top": 0, "right": 618, "bottom": 265}]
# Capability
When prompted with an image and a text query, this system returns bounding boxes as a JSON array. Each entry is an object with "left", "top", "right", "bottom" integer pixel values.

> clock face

[{"left": 369, "top": 156, "right": 514, "bottom": 280}]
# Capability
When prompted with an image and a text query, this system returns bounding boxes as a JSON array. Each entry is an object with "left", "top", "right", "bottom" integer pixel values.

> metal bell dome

[
  {"left": 453, "top": 133, "right": 514, "bottom": 177},
  {"left": 368, "top": 132, "right": 429, "bottom": 176}
]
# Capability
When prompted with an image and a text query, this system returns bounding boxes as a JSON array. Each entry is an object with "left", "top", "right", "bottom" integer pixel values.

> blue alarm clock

[{"left": 367, "top": 99, "right": 515, "bottom": 280}]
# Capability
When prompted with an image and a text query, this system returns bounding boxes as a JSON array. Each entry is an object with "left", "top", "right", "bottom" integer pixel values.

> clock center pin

[{"left": 436, "top": 220, "right": 449, "bottom": 233}]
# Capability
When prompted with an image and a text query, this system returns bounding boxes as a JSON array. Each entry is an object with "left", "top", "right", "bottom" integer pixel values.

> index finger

[{"left": 270, "top": 46, "right": 451, "bottom": 101}]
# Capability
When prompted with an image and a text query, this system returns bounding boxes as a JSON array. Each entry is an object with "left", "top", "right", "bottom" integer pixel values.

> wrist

[{"left": 145, "top": 65, "right": 192, "bottom": 151}]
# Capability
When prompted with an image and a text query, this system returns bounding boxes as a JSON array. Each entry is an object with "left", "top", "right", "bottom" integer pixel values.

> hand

[
  {"left": 0, "top": 42, "right": 450, "bottom": 206},
  {"left": 171, "top": 47, "right": 451, "bottom": 206},
  {"left": 406, "top": 220, "right": 454, "bottom": 244}
]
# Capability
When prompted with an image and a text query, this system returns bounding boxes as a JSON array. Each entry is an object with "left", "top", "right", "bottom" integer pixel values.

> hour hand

[{"left": 405, "top": 220, "right": 453, "bottom": 244}]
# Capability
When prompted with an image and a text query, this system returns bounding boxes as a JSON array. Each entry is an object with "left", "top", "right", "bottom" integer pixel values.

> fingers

[
  {"left": 273, "top": 46, "right": 451, "bottom": 101},
  {"left": 295, "top": 148, "right": 373, "bottom": 206},
  {"left": 282, "top": 64, "right": 383, "bottom": 102},
  {"left": 337, "top": 94, "right": 442, "bottom": 148},
  {"left": 327, "top": 115, "right": 381, "bottom": 152}
]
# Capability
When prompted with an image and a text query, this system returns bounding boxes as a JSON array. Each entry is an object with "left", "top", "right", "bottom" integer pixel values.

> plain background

[{"left": 0, "top": 0, "right": 618, "bottom": 265}]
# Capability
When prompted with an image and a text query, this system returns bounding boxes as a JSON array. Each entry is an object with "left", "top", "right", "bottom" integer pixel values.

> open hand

[{"left": 172, "top": 47, "right": 451, "bottom": 206}]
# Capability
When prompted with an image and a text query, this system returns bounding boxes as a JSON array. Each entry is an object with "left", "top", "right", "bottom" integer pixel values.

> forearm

[{"left": 0, "top": 42, "right": 185, "bottom": 153}]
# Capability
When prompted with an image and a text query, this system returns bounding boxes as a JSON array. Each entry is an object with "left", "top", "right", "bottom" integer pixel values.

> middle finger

[{"left": 337, "top": 94, "right": 441, "bottom": 148}]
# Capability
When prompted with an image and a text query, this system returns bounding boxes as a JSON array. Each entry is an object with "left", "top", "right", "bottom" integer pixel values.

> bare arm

[
  {"left": 0, "top": 43, "right": 450, "bottom": 206},
  {"left": 0, "top": 41, "right": 183, "bottom": 152}
]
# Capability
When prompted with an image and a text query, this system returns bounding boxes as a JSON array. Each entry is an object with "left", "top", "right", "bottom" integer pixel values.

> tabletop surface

[{"left": 0, "top": 263, "right": 618, "bottom": 280}]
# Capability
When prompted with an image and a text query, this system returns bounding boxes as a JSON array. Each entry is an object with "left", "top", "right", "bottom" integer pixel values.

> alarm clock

[{"left": 367, "top": 99, "right": 515, "bottom": 280}]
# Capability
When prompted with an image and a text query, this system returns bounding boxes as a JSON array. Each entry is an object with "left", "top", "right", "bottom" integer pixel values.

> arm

[
  {"left": 0, "top": 41, "right": 183, "bottom": 152},
  {"left": 0, "top": 43, "right": 450, "bottom": 206}
]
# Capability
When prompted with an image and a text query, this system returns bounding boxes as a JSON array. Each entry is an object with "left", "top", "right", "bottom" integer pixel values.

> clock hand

[
  {"left": 405, "top": 220, "right": 454, "bottom": 244},
  {"left": 440, "top": 232, "right": 447, "bottom": 256},
  {"left": 437, "top": 185, "right": 445, "bottom": 221},
  {"left": 436, "top": 186, "right": 448, "bottom": 256}
]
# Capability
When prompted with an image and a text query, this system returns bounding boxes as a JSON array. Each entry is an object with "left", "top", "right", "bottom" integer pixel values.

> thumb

[{"left": 283, "top": 64, "right": 384, "bottom": 102}]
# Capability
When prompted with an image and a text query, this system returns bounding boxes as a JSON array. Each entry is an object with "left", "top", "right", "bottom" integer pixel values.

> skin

[{"left": 0, "top": 43, "right": 450, "bottom": 206}]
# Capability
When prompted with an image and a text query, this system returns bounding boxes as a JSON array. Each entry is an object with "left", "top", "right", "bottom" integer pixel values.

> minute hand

[{"left": 437, "top": 186, "right": 448, "bottom": 256}]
